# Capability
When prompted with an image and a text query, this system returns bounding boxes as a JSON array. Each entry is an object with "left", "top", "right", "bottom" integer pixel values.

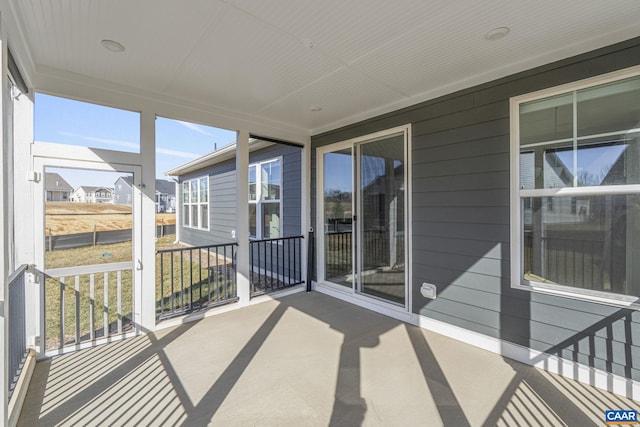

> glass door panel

[
  {"left": 357, "top": 133, "right": 405, "bottom": 304},
  {"left": 323, "top": 148, "right": 353, "bottom": 287}
]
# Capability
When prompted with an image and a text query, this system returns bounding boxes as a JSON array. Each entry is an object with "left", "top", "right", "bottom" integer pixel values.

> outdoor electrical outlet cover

[{"left": 420, "top": 283, "right": 437, "bottom": 299}]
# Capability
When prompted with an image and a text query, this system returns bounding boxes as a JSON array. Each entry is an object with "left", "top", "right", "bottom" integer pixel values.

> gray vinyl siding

[
  {"left": 178, "top": 144, "right": 302, "bottom": 247},
  {"left": 311, "top": 37, "right": 640, "bottom": 381}
]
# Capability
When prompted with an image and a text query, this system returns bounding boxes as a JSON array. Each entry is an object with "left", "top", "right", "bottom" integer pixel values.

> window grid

[
  {"left": 249, "top": 158, "right": 282, "bottom": 240},
  {"left": 182, "top": 176, "right": 209, "bottom": 230},
  {"left": 511, "top": 66, "right": 640, "bottom": 306}
]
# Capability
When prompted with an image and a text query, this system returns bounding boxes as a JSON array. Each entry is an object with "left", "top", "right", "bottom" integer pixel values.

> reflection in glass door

[
  {"left": 323, "top": 147, "right": 353, "bottom": 287},
  {"left": 356, "top": 133, "right": 405, "bottom": 305}
]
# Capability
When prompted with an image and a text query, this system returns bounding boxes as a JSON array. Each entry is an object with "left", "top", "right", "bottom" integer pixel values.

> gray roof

[
  {"left": 45, "top": 173, "right": 73, "bottom": 192},
  {"left": 165, "top": 139, "right": 274, "bottom": 177},
  {"left": 115, "top": 175, "right": 174, "bottom": 195},
  {"left": 155, "top": 179, "right": 175, "bottom": 196},
  {"left": 116, "top": 176, "right": 134, "bottom": 188}
]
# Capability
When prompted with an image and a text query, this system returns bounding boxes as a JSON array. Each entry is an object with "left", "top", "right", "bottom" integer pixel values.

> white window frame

[
  {"left": 249, "top": 157, "right": 283, "bottom": 240},
  {"left": 182, "top": 175, "right": 210, "bottom": 231},
  {"left": 510, "top": 65, "right": 640, "bottom": 309}
]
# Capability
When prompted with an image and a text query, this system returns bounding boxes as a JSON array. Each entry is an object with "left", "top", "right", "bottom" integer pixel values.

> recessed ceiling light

[
  {"left": 101, "top": 39, "right": 126, "bottom": 53},
  {"left": 300, "top": 38, "right": 314, "bottom": 49},
  {"left": 484, "top": 27, "right": 510, "bottom": 41},
  {"left": 310, "top": 105, "right": 322, "bottom": 112}
]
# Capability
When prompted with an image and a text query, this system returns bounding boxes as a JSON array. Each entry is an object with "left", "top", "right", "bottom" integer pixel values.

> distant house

[
  {"left": 113, "top": 176, "right": 134, "bottom": 206},
  {"left": 113, "top": 176, "right": 176, "bottom": 213},
  {"left": 155, "top": 179, "right": 176, "bottom": 213},
  {"left": 71, "top": 186, "right": 113, "bottom": 203},
  {"left": 45, "top": 172, "right": 73, "bottom": 202}
]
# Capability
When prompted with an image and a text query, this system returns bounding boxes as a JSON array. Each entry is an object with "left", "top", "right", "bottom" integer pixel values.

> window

[
  {"left": 182, "top": 176, "right": 209, "bottom": 230},
  {"left": 511, "top": 67, "right": 640, "bottom": 306},
  {"left": 249, "top": 158, "right": 282, "bottom": 239}
]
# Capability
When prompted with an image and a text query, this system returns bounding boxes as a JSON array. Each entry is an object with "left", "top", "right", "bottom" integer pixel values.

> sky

[
  {"left": 554, "top": 144, "right": 626, "bottom": 185},
  {"left": 35, "top": 93, "right": 236, "bottom": 189}
]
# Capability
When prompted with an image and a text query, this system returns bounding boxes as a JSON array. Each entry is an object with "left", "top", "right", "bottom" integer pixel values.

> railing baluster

[
  {"left": 117, "top": 270, "right": 122, "bottom": 334},
  {"left": 269, "top": 240, "right": 274, "bottom": 291},
  {"left": 224, "top": 245, "right": 229, "bottom": 300},
  {"left": 160, "top": 252, "right": 165, "bottom": 318},
  {"left": 199, "top": 248, "right": 203, "bottom": 307},
  {"left": 104, "top": 272, "right": 109, "bottom": 337},
  {"left": 60, "top": 276, "right": 65, "bottom": 348},
  {"left": 215, "top": 247, "right": 220, "bottom": 302},
  {"left": 8, "top": 265, "right": 29, "bottom": 400},
  {"left": 180, "top": 250, "right": 184, "bottom": 311},
  {"left": 263, "top": 240, "right": 267, "bottom": 291},
  {"left": 250, "top": 240, "right": 255, "bottom": 295},
  {"left": 170, "top": 253, "right": 175, "bottom": 313},
  {"left": 90, "top": 273, "right": 95, "bottom": 341},
  {"left": 189, "top": 249, "right": 194, "bottom": 310},
  {"left": 207, "top": 248, "right": 211, "bottom": 305},
  {"left": 75, "top": 275, "right": 80, "bottom": 344}
]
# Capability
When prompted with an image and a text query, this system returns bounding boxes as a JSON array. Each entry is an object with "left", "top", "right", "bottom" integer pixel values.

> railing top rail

[
  {"left": 8, "top": 264, "right": 29, "bottom": 286},
  {"left": 46, "top": 261, "right": 134, "bottom": 278},
  {"left": 156, "top": 241, "right": 238, "bottom": 255},
  {"left": 250, "top": 235, "right": 304, "bottom": 244}
]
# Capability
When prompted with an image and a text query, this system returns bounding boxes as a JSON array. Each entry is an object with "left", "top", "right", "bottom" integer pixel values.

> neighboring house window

[
  {"left": 249, "top": 158, "right": 282, "bottom": 239},
  {"left": 511, "top": 68, "right": 640, "bottom": 306},
  {"left": 182, "top": 176, "right": 209, "bottom": 230}
]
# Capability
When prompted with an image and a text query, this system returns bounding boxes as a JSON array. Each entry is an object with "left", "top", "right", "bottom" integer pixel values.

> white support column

[
  {"left": 300, "top": 137, "right": 312, "bottom": 288},
  {"left": 11, "top": 72, "right": 36, "bottom": 359},
  {"left": 0, "top": 14, "right": 10, "bottom": 425},
  {"left": 137, "top": 111, "right": 156, "bottom": 332},
  {"left": 235, "top": 130, "right": 250, "bottom": 305},
  {"left": 174, "top": 180, "right": 181, "bottom": 243}
]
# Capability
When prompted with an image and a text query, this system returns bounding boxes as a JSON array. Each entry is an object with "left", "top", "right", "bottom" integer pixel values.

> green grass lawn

[{"left": 44, "top": 235, "right": 236, "bottom": 350}]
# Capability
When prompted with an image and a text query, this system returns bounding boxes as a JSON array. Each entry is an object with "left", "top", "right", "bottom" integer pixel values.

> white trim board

[
  {"left": 313, "top": 281, "right": 640, "bottom": 401},
  {"left": 8, "top": 349, "right": 36, "bottom": 427},
  {"left": 313, "top": 282, "right": 416, "bottom": 324},
  {"left": 416, "top": 314, "right": 640, "bottom": 402}
]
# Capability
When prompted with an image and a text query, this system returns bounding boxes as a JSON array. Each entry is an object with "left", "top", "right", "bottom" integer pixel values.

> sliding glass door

[
  {"left": 356, "top": 133, "right": 405, "bottom": 304},
  {"left": 318, "top": 126, "right": 409, "bottom": 307}
]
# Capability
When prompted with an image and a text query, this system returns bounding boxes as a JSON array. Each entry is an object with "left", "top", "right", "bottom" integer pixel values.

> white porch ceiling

[{"left": 7, "top": 0, "right": 640, "bottom": 137}]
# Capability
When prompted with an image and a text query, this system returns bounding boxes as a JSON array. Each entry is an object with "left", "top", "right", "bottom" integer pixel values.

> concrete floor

[{"left": 19, "top": 292, "right": 640, "bottom": 426}]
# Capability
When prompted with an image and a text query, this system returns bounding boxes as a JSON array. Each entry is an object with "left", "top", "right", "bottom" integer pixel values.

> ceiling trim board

[{"left": 34, "top": 66, "right": 310, "bottom": 143}]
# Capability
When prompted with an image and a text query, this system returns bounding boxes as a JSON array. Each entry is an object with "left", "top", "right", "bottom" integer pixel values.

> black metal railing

[
  {"left": 156, "top": 242, "right": 238, "bottom": 319},
  {"left": 325, "top": 231, "right": 352, "bottom": 279},
  {"left": 523, "top": 230, "right": 622, "bottom": 293},
  {"left": 325, "top": 230, "right": 400, "bottom": 278},
  {"left": 250, "top": 236, "right": 304, "bottom": 296},
  {"left": 8, "top": 264, "right": 28, "bottom": 400}
]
